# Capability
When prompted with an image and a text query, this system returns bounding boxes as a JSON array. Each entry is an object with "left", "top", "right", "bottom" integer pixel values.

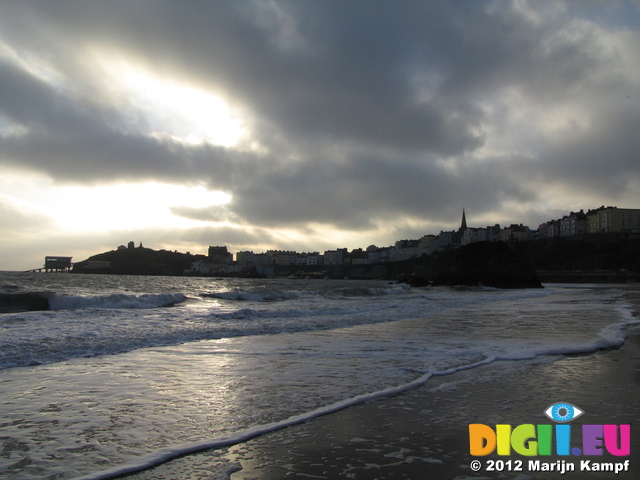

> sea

[{"left": 0, "top": 272, "right": 638, "bottom": 480}]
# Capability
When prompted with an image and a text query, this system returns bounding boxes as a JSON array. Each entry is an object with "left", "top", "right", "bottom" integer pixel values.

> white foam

[
  {"left": 203, "top": 289, "right": 301, "bottom": 302},
  {"left": 49, "top": 292, "right": 187, "bottom": 310},
  {"left": 72, "top": 313, "right": 640, "bottom": 480},
  {"left": 70, "top": 367, "right": 437, "bottom": 480}
]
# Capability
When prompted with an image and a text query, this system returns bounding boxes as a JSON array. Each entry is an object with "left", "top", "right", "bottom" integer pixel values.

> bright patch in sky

[
  {"left": 106, "top": 61, "right": 246, "bottom": 146},
  {"left": 0, "top": 172, "right": 232, "bottom": 232}
]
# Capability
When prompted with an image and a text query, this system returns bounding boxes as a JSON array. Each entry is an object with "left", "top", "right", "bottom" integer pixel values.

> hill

[{"left": 72, "top": 246, "right": 197, "bottom": 276}]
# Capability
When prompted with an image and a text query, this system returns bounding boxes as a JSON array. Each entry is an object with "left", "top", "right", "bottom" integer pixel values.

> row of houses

[
  {"left": 189, "top": 249, "right": 323, "bottom": 275},
  {"left": 189, "top": 206, "right": 640, "bottom": 274},
  {"left": 538, "top": 206, "right": 640, "bottom": 239}
]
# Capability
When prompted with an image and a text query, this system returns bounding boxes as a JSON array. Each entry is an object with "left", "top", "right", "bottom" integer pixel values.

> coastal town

[
  {"left": 65, "top": 205, "right": 640, "bottom": 279},
  {"left": 179, "top": 205, "right": 640, "bottom": 276}
]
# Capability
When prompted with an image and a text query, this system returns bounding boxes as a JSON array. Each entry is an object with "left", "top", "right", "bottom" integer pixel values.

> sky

[{"left": 1, "top": 0, "right": 639, "bottom": 271}]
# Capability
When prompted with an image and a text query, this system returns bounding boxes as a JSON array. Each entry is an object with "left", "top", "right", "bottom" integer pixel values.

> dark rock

[{"left": 431, "top": 241, "right": 542, "bottom": 289}]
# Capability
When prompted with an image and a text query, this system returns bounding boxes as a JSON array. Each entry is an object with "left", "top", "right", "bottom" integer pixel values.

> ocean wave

[
  {"left": 0, "top": 292, "right": 52, "bottom": 313},
  {"left": 0, "top": 292, "right": 187, "bottom": 313},
  {"left": 49, "top": 292, "right": 187, "bottom": 310},
  {"left": 0, "top": 283, "right": 21, "bottom": 292},
  {"left": 1, "top": 291, "right": 187, "bottom": 313},
  {"left": 200, "top": 284, "right": 415, "bottom": 304},
  {"left": 320, "top": 285, "right": 413, "bottom": 298},
  {"left": 0, "top": 301, "right": 398, "bottom": 369},
  {"left": 212, "top": 305, "right": 349, "bottom": 321},
  {"left": 201, "top": 289, "right": 301, "bottom": 302}
]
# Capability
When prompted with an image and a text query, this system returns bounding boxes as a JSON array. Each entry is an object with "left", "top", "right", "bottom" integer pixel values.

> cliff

[{"left": 431, "top": 241, "right": 543, "bottom": 288}]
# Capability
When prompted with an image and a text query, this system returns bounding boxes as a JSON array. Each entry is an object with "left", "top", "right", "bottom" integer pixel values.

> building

[
  {"left": 190, "top": 260, "right": 217, "bottom": 274},
  {"left": 323, "top": 248, "right": 347, "bottom": 265},
  {"left": 348, "top": 248, "right": 369, "bottom": 265},
  {"left": 477, "top": 225, "right": 501, "bottom": 242},
  {"left": 586, "top": 206, "right": 640, "bottom": 234},
  {"left": 460, "top": 228, "right": 478, "bottom": 246},
  {"left": 44, "top": 256, "right": 73, "bottom": 272},
  {"left": 236, "top": 251, "right": 270, "bottom": 267},
  {"left": 559, "top": 210, "right": 587, "bottom": 237},
  {"left": 367, "top": 246, "right": 392, "bottom": 264},
  {"left": 460, "top": 224, "right": 502, "bottom": 246},
  {"left": 461, "top": 208, "right": 468, "bottom": 231},
  {"left": 449, "top": 210, "right": 505, "bottom": 247},
  {"left": 208, "top": 246, "right": 232, "bottom": 264},
  {"left": 498, "top": 224, "right": 533, "bottom": 242},
  {"left": 296, "top": 252, "right": 322, "bottom": 266},
  {"left": 266, "top": 250, "right": 298, "bottom": 266},
  {"left": 391, "top": 240, "right": 421, "bottom": 261},
  {"left": 439, "top": 210, "right": 468, "bottom": 249},
  {"left": 236, "top": 251, "right": 255, "bottom": 266},
  {"left": 537, "top": 220, "right": 560, "bottom": 239},
  {"left": 418, "top": 235, "right": 434, "bottom": 249},
  {"left": 438, "top": 230, "right": 458, "bottom": 248}
]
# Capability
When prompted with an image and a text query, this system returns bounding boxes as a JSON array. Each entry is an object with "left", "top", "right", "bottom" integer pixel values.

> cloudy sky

[{"left": 1, "top": 1, "right": 639, "bottom": 270}]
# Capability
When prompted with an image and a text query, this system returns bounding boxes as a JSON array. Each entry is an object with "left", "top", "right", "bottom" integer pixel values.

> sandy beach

[{"left": 120, "top": 286, "right": 640, "bottom": 480}]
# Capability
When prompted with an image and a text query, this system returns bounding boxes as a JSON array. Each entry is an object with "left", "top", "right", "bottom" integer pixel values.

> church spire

[{"left": 460, "top": 208, "right": 467, "bottom": 232}]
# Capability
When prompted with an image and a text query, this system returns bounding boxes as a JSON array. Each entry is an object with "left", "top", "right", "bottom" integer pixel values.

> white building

[
  {"left": 296, "top": 253, "right": 322, "bottom": 266},
  {"left": 190, "top": 260, "right": 216, "bottom": 274},
  {"left": 460, "top": 228, "right": 478, "bottom": 246}
]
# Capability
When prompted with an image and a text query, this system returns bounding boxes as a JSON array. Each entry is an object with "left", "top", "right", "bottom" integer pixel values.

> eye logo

[{"left": 544, "top": 402, "right": 584, "bottom": 423}]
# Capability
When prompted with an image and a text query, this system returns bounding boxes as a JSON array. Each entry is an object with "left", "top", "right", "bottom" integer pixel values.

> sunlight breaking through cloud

[{"left": 99, "top": 58, "right": 247, "bottom": 146}]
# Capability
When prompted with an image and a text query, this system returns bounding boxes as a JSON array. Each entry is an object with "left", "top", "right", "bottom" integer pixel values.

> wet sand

[{"left": 124, "top": 288, "right": 640, "bottom": 480}]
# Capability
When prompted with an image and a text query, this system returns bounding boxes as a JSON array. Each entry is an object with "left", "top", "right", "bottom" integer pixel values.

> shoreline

[
  {"left": 221, "top": 328, "right": 640, "bottom": 480},
  {"left": 121, "top": 287, "right": 640, "bottom": 480}
]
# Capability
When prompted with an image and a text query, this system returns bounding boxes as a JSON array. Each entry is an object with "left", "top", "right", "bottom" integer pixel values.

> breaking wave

[
  {"left": 49, "top": 292, "right": 187, "bottom": 310},
  {"left": 201, "top": 289, "right": 301, "bottom": 302},
  {"left": 0, "top": 292, "right": 186, "bottom": 312}
]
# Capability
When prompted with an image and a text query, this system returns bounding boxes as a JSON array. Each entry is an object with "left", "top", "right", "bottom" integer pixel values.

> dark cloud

[
  {"left": 541, "top": 106, "right": 640, "bottom": 191},
  {"left": 0, "top": 0, "right": 639, "bottom": 258}
]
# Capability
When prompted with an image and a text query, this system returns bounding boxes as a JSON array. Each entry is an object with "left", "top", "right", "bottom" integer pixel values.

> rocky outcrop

[{"left": 431, "top": 241, "right": 542, "bottom": 288}]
